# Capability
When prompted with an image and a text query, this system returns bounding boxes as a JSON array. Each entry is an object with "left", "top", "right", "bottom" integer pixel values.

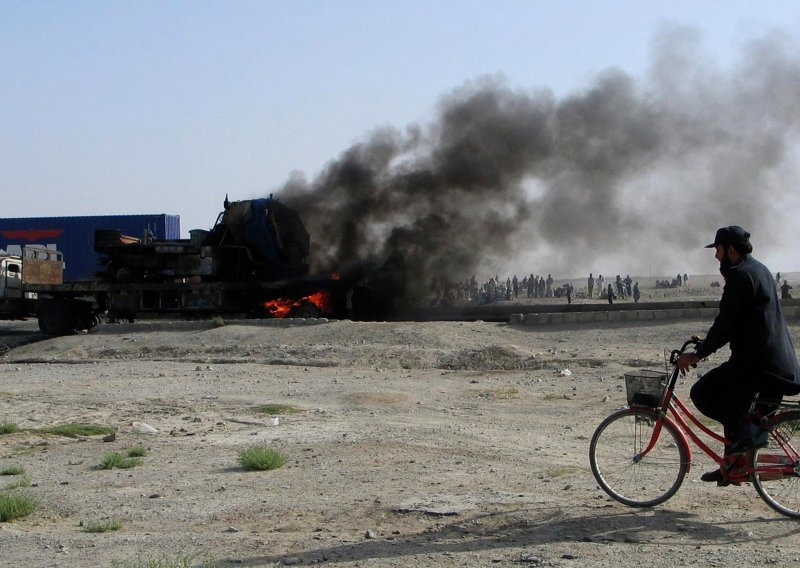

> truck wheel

[
  {"left": 38, "top": 301, "right": 79, "bottom": 335},
  {"left": 80, "top": 314, "right": 101, "bottom": 330}
]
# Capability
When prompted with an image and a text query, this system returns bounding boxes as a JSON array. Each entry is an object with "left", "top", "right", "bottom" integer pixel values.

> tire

[
  {"left": 80, "top": 314, "right": 101, "bottom": 330},
  {"left": 751, "top": 410, "right": 800, "bottom": 518},
  {"left": 38, "top": 301, "right": 79, "bottom": 335},
  {"left": 115, "top": 266, "right": 133, "bottom": 283},
  {"left": 590, "top": 408, "right": 689, "bottom": 507}
]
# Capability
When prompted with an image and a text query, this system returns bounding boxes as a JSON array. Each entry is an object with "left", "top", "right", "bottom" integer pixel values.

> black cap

[{"left": 705, "top": 225, "right": 751, "bottom": 248}]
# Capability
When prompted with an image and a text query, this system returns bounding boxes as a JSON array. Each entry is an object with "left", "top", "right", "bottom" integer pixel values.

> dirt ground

[{"left": 1, "top": 282, "right": 800, "bottom": 567}]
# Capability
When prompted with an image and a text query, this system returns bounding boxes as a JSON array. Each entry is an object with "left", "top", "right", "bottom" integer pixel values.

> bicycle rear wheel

[
  {"left": 590, "top": 408, "right": 688, "bottom": 507},
  {"left": 751, "top": 410, "right": 800, "bottom": 518}
]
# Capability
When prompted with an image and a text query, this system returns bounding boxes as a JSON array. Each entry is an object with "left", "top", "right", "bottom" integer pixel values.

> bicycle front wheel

[
  {"left": 590, "top": 408, "right": 688, "bottom": 507},
  {"left": 751, "top": 410, "right": 800, "bottom": 518}
]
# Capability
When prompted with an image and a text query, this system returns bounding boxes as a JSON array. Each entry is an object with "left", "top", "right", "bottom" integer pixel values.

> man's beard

[{"left": 719, "top": 254, "right": 732, "bottom": 280}]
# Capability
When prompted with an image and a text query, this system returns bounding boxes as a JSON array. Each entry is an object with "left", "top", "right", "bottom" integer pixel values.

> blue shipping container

[{"left": 0, "top": 214, "right": 180, "bottom": 281}]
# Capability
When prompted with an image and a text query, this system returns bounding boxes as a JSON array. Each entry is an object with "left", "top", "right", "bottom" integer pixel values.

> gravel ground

[{"left": 0, "top": 312, "right": 799, "bottom": 567}]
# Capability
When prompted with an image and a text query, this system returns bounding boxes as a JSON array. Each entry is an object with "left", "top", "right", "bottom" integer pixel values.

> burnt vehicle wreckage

[{"left": 15, "top": 196, "right": 404, "bottom": 335}]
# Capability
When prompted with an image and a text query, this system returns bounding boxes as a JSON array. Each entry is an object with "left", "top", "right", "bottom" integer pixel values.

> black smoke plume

[{"left": 280, "top": 26, "right": 800, "bottom": 292}]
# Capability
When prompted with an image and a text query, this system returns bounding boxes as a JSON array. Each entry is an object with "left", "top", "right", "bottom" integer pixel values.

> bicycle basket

[{"left": 624, "top": 370, "right": 668, "bottom": 407}]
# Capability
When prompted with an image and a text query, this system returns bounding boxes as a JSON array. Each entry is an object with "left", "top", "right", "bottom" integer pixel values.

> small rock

[
  {"left": 282, "top": 558, "right": 302, "bottom": 566},
  {"left": 148, "top": 493, "right": 161, "bottom": 499},
  {"left": 102, "top": 432, "right": 116, "bottom": 442},
  {"left": 226, "top": 526, "right": 240, "bottom": 533},
  {"left": 364, "top": 529, "right": 376, "bottom": 539}
]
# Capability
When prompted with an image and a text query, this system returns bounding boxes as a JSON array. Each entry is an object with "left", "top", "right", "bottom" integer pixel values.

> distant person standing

[
  {"left": 607, "top": 283, "right": 615, "bottom": 304},
  {"left": 781, "top": 280, "right": 793, "bottom": 299},
  {"left": 633, "top": 282, "right": 641, "bottom": 303},
  {"left": 587, "top": 273, "right": 595, "bottom": 298},
  {"left": 615, "top": 275, "right": 625, "bottom": 299}
]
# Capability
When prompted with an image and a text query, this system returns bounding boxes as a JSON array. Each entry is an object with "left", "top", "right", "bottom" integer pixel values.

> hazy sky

[{"left": 3, "top": 1, "right": 799, "bottom": 277}]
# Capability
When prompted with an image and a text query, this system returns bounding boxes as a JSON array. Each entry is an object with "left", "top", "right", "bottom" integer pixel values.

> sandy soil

[{"left": 1, "top": 284, "right": 800, "bottom": 567}]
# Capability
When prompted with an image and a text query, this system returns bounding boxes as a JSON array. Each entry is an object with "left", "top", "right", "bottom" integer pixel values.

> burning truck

[{"left": 18, "top": 196, "right": 403, "bottom": 334}]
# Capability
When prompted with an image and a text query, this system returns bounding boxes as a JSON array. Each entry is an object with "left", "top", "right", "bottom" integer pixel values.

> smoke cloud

[{"left": 280, "top": 26, "right": 800, "bottom": 291}]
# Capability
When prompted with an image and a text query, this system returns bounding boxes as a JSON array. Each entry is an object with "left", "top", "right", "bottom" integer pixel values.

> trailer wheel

[
  {"left": 114, "top": 266, "right": 134, "bottom": 283},
  {"left": 38, "top": 301, "right": 80, "bottom": 335}
]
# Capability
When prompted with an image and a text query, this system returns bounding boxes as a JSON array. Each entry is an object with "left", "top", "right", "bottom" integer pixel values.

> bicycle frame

[
  {"left": 635, "top": 366, "right": 723, "bottom": 473},
  {"left": 636, "top": 344, "right": 800, "bottom": 482}
]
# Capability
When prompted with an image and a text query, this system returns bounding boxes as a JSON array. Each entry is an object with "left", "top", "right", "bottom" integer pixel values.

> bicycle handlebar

[{"left": 669, "top": 337, "right": 701, "bottom": 366}]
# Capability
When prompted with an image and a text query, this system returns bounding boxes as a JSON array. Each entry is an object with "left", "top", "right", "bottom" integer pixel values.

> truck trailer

[{"left": 0, "top": 214, "right": 180, "bottom": 281}]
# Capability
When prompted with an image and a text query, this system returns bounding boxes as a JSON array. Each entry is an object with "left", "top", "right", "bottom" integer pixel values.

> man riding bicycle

[{"left": 677, "top": 226, "right": 800, "bottom": 484}]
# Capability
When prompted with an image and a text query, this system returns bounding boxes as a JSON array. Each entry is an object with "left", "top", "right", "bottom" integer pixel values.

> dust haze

[{"left": 279, "top": 25, "right": 800, "bottom": 289}]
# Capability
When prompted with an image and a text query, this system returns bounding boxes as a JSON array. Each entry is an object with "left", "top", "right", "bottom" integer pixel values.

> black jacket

[{"left": 696, "top": 254, "right": 800, "bottom": 395}]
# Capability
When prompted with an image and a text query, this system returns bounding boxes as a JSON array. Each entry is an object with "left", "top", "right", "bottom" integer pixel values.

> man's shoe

[
  {"left": 700, "top": 468, "right": 742, "bottom": 487},
  {"left": 727, "top": 430, "right": 770, "bottom": 455},
  {"left": 700, "top": 469, "right": 725, "bottom": 483}
]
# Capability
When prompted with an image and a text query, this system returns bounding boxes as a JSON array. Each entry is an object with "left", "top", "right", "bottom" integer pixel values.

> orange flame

[{"left": 263, "top": 290, "right": 333, "bottom": 318}]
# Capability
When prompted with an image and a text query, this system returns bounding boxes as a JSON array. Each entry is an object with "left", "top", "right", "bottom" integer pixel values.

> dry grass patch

[
  {"left": 81, "top": 518, "right": 122, "bottom": 533},
  {"left": 253, "top": 403, "right": 303, "bottom": 415},
  {"left": 0, "top": 422, "right": 19, "bottom": 435},
  {"left": 238, "top": 445, "right": 286, "bottom": 471},
  {"left": 343, "top": 392, "right": 407, "bottom": 405},
  {"left": 0, "top": 491, "right": 37, "bottom": 522},
  {"left": 543, "top": 392, "right": 570, "bottom": 401},
  {"left": 39, "top": 423, "right": 115, "bottom": 438},
  {"left": 3, "top": 475, "right": 31, "bottom": 490},
  {"left": 473, "top": 386, "right": 520, "bottom": 400}
]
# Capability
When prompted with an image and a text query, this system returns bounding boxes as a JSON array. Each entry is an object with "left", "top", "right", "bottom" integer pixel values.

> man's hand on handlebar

[{"left": 677, "top": 352, "right": 700, "bottom": 375}]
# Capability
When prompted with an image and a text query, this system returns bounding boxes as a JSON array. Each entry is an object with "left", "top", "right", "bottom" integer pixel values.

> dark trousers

[{"left": 690, "top": 360, "right": 782, "bottom": 443}]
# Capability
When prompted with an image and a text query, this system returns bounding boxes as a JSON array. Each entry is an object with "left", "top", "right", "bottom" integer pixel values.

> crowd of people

[
  {"left": 432, "top": 274, "right": 564, "bottom": 305},
  {"left": 430, "top": 269, "right": 793, "bottom": 306}
]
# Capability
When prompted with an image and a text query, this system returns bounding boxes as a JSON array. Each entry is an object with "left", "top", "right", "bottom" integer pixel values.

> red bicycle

[{"left": 589, "top": 338, "right": 800, "bottom": 518}]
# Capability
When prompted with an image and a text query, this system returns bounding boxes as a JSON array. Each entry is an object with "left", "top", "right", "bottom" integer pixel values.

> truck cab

[
  {"left": 0, "top": 255, "right": 23, "bottom": 300},
  {"left": 0, "top": 246, "right": 64, "bottom": 319}
]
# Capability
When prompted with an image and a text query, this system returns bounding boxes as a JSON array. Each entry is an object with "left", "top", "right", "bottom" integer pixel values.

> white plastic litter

[
  {"left": 132, "top": 422, "right": 158, "bottom": 434},
  {"left": 559, "top": 369, "right": 572, "bottom": 376}
]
